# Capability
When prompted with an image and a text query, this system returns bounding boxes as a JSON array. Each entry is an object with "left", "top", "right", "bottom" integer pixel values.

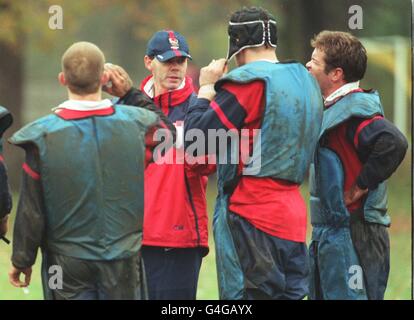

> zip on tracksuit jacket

[{"left": 120, "top": 76, "right": 212, "bottom": 251}]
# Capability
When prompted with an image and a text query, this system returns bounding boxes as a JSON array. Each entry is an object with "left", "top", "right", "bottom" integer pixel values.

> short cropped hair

[
  {"left": 61, "top": 42, "right": 105, "bottom": 95},
  {"left": 311, "top": 31, "right": 367, "bottom": 82}
]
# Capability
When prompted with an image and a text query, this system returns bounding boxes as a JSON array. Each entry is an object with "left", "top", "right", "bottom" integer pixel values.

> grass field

[{"left": 0, "top": 157, "right": 411, "bottom": 300}]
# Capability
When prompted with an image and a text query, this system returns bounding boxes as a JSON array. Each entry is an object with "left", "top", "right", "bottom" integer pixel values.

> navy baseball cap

[{"left": 146, "top": 30, "right": 192, "bottom": 62}]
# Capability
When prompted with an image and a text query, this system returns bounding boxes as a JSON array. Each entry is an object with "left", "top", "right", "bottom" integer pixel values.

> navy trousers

[
  {"left": 141, "top": 246, "right": 204, "bottom": 300},
  {"left": 228, "top": 212, "right": 309, "bottom": 300}
]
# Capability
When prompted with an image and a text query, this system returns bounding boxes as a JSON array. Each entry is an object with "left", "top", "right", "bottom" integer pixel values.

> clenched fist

[
  {"left": 198, "top": 58, "right": 228, "bottom": 100},
  {"left": 199, "top": 58, "right": 228, "bottom": 87},
  {"left": 103, "top": 63, "right": 133, "bottom": 97}
]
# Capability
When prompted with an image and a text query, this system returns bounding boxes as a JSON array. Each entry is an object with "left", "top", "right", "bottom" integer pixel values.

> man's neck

[
  {"left": 153, "top": 82, "right": 168, "bottom": 97},
  {"left": 67, "top": 90, "right": 102, "bottom": 101},
  {"left": 244, "top": 49, "right": 278, "bottom": 64},
  {"left": 323, "top": 84, "right": 343, "bottom": 100}
]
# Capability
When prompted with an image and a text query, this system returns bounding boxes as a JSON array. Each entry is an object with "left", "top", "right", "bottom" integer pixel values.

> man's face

[
  {"left": 306, "top": 48, "right": 332, "bottom": 97},
  {"left": 146, "top": 56, "right": 188, "bottom": 93}
]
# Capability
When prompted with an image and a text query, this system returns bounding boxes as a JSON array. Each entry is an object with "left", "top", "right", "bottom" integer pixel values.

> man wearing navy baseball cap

[
  {"left": 104, "top": 30, "right": 212, "bottom": 300},
  {"left": 141, "top": 30, "right": 195, "bottom": 99}
]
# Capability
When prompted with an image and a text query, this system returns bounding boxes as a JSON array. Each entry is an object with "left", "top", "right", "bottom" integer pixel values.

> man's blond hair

[{"left": 61, "top": 42, "right": 105, "bottom": 95}]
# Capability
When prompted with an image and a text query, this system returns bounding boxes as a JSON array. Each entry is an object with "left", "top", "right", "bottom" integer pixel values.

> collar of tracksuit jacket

[{"left": 140, "top": 75, "right": 194, "bottom": 115}]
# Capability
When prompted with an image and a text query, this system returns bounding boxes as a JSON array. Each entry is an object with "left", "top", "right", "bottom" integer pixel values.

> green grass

[{"left": 0, "top": 158, "right": 411, "bottom": 300}]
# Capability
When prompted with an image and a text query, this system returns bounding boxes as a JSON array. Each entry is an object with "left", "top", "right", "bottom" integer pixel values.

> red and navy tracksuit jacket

[{"left": 121, "top": 75, "right": 210, "bottom": 250}]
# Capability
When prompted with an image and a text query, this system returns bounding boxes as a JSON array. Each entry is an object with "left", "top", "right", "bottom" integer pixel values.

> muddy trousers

[
  {"left": 228, "top": 212, "right": 309, "bottom": 300},
  {"left": 41, "top": 252, "right": 145, "bottom": 300},
  {"left": 311, "top": 210, "right": 390, "bottom": 300}
]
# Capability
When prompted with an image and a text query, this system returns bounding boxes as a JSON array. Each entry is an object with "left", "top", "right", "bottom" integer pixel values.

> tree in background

[
  {"left": 0, "top": 0, "right": 96, "bottom": 186},
  {"left": 0, "top": 0, "right": 251, "bottom": 187},
  {"left": 0, "top": 0, "right": 410, "bottom": 188}
]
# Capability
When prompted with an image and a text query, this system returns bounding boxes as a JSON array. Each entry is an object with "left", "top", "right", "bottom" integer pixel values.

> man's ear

[
  {"left": 58, "top": 72, "right": 66, "bottom": 86},
  {"left": 144, "top": 55, "right": 153, "bottom": 72},
  {"left": 331, "top": 67, "right": 345, "bottom": 82}
]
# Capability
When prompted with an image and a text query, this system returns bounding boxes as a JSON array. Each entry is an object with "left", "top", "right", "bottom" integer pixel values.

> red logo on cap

[{"left": 169, "top": 37, "right": 179, "bottom": 50}]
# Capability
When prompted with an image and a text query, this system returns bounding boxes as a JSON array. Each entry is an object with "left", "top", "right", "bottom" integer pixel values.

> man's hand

[
  {"left": 344, "top": 184, "right": 369, "bottom": 206},
  {"left": 103, "top": 63, "right": 133, "bottom": 97},
  {"left": 0, "top": 215, "right": 9, "bottom": 238},
  {"left": 199, "top": 58, "right": 228, "bottom": 87},
  {"left": 198, "top": 58, "right": 228, "bottom": 101},
  {"left": 9, "top": 265, "right": 32, "bottom": 287}
]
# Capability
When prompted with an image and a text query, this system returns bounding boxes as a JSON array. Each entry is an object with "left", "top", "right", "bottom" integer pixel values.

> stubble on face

[
  {"left": 152, "top": 57, "right": 187, "bottom": 94},
  {"left": 306, "top": 48, "right": 331, "bottom": 98}
]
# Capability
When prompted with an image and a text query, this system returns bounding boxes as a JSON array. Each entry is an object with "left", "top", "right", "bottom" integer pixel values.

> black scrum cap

[{"left": 227, "top": 7, "right": 277, "bottom": 61}]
